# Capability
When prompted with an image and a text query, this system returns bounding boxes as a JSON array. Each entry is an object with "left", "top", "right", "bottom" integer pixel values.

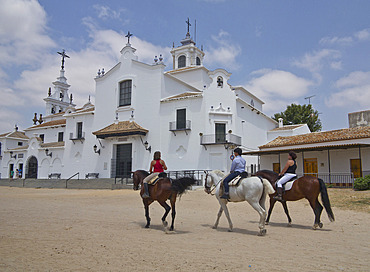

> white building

[{"left": 1, "top": 27, "right": 282, "bottom": 179}]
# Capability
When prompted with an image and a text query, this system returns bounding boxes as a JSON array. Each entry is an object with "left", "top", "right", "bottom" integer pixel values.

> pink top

[{"left": 153, "top": 160, "right": 164, "bottom": 173}]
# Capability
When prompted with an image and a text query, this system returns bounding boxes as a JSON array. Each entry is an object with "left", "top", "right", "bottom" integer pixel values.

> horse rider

[
  {"left": 274, "top": 151, "right": 297, "bottom": 201},
  {"left": 220, "top": 148, "right": 246, "bottom": 200},
  {"left": 142, "top": 151, "right": 168, "bottom": 198}
]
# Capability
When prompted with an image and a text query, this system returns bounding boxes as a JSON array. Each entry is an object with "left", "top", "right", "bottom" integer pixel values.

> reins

[{"left": 205, "top": 173, "right": 223, "bottom": 196}]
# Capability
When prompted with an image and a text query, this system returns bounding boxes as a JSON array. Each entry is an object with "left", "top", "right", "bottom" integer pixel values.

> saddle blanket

[
  {"left": 147, "top": 176, "right": 160, "bottom": 185},
  {"left": 229, "top": 176, "right": 242, "bottom": 186},
  {"left": 282, "top": 179, "right": 296, "bottom": 191}
]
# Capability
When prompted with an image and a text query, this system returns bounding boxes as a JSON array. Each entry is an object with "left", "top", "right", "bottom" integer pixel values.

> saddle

[
  {"left": 228, "top": 172, "right": 249, "bottom": 187},
  {"left": 147, "top": 172, "right": 167, "bottom": 185},
  {"left": 276, "top": 176, "right": 297, "bottom": 192}
]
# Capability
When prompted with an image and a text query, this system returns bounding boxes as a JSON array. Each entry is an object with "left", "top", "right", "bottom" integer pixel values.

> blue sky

[{"left": 1, "top": 0, "right": 369, "bottom": 132}]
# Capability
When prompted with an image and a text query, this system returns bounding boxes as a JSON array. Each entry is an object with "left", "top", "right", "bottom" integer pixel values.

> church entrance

[
  {"left": 112, "top": 144, "right": 132, "bottom": 178},
  {"left": 26, "top": 156, "right": 38, "bottom": 178}
]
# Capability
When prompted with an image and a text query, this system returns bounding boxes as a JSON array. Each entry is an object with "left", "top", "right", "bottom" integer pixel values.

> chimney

[{"left": 278, "top": 118, "right": 283, "bottom": 128}]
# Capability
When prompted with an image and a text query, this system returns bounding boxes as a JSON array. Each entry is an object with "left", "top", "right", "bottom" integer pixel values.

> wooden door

[
  {"left": 350, "top": 159, "right": 362, "bottom": 178},
  {"left": 304, "top": 158, "right": 318, "bottom": 177},
  {"left": 273, "top": 163, "right": 280, "bottom": 174}
]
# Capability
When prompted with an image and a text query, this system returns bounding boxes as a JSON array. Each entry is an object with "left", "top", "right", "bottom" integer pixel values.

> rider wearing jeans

[
  {"left": 220, "top": 148, "right": 246, "bottom": 200},
  {"left": 274, "top": 151, "right": 297, "bottom": 201}
]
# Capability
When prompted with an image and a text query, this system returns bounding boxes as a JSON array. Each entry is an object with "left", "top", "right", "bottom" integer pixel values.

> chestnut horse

[
  {"left": 133, "top": 170, "right": 196, "bottom": 232},
  {"left": 255, "top": 170, "right": 335, "bottom": 229}
]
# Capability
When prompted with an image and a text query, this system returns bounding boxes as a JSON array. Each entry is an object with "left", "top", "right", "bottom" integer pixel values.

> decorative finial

[
  {"left": 33, "top": 113, "right": 38, "bottom": 125},
  {"left": 125, "top": 31, "right": 133, "bottom": 44},
  {"left": 101, "top": 68, "right": 105, "bottom": 75},
  {"left": 70, "top": 93, "right": 73, "bottom": 104},
  {"left": 88, "top": 95, "right": 91, "bottom": 103},
  {"left": 97, "top": 69, "right": 101, "bottom": 77},
  {"left": 15, "top": 124, "right": 18, "bottom": 131},
  {"left": 38, "top": 114, "right": 43, "bottom": 125},
  {"left": 57, "top": 49, "right": 70, "bottom": 70},
  {"left": 48, "top": 87, "right": 51, "bottom": 96},
  {"left": 154, "top": 56, "right": 158, "bottom": 63},
  {"left": 173, "top": 42, "right": 175, "bottom": 48},
  {"left": 159, "top": 54, "right": 163, "bottom": 62}
]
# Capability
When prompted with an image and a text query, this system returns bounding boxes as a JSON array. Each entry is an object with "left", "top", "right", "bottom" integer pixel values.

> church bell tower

[
  {"left": 44, "top": 50, "right": 76, "bottom": 116},
  {"left": 170, "top": 18, "right": 205, "bottom": 70}
]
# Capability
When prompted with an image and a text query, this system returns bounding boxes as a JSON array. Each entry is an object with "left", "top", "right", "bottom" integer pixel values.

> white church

[{"left": 0, "top": 26, "right": 296, "bottom": 180}]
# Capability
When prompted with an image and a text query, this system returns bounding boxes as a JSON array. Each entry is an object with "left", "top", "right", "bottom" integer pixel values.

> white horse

[{"left": 204, "top": 170, "right": 275, "bottom": 236}]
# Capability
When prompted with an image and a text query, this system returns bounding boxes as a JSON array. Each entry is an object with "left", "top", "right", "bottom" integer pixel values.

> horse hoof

[
  {"left": 258, "top": 229, "right": 267, "bottom": 236},
  {"left": 319, "top": 222, "right": 323, "bottom": 228},
  {"left": 212, "top": 225, "right": 217, "bottom": 229},
  {"left": 312, "top": 224, "right": 318, "bottom": 230},
  {"left": 228, "top": 229, "right": 233, "bottom": 232},
  {"left": 287, "top": 222, "right": 292, "bottom": 227},
  {"left": 265, "top": 222, "right": 269, "bottom": 225},
  {"left": 145, "top": 225, "right": 150, "bottom": 229},
  {"left": 162, "top": 221, "right": 168, "bottom": 227}
]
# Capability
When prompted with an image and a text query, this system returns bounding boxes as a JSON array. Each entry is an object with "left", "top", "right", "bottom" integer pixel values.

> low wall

[{"left": 0, "top": 178, "right": 134, "bottom": 190}]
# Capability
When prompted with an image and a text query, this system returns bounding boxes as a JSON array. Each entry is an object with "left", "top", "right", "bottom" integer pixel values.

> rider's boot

[
  {"left": 273, "top": 187, "right": 284, "bottom": 201},
  {"left": 220, "top": 192, "right": 230, "bottom": 199},
  {"left": 142, "top": 183, "right": 150, "bottom": 198}
]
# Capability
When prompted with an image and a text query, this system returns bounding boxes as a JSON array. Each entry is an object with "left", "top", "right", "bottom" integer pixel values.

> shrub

[{"left": 354, "top": 175, "right": 370, "bottom": 191}]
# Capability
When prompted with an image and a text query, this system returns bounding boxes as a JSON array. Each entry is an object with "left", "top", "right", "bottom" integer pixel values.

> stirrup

[
  {"left": 142, "top": 193, "right": 150, "bottom": 199},
  {"left": 220, "top": 193, "right": 230, "bottom": 199}
]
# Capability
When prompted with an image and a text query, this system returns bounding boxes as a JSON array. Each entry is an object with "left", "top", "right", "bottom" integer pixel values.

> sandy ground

[{"left": 0, "top": 187, "right": 369, "bottom": 272}]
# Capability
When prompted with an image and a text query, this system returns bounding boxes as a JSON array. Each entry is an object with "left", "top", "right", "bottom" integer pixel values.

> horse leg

[
  {"left": 169, "top": 194, "right": 177, "bottom": 231},
  {"left": 144, "top": 202, "right": 151, "bottom": 228},
  {"left": 281, "top": 201, "right": 293, "bottom": 227},
  {"left": 213, "top": 206, "right": 223, "bottom": 229},
  {"left": 219, "top": 200, "right": 233, "bottom": 232},
  {"left": 265, "top": 197, "right": 277, "bottom": 225},
  {"left": 309, "top": 198, "right": 323, "bottom": 230},
  {"left": 248, "top": 200, "right": 267, "bottom": 236},
  {"left": 158, "top": 200, "right": 171, "bottom": 229}
]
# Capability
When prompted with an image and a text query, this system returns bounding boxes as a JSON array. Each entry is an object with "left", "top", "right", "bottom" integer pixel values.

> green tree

[{"left": 273, "top": 103, "right": 322, "bottom": 132}]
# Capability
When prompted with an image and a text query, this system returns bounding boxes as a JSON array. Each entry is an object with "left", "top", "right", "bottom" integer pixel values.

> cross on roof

[
  {"left": 57, "top": 49, "right": 70, "bottom": 70},
  {"left": 186, "top": 17, "right": 191, "bottom": 33},
  {"left": 125, "top": 31, "right": 133, "bottom": 44}
]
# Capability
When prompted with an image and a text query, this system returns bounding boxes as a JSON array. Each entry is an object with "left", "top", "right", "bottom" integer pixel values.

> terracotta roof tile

[
  {"left": 40, "top": 141, "right": 65, "bottom": 148},
  {"left": 162, "top": 92, "right": 202, "bottom": 102},
  {"left": 0, "top": 131, "right": 29, "bottom": 139},
  {"left": 27, "top": 119, "right": 66, "bottom": 129},
  {"left": 260, "top": 126, "right": 370, "bottom": 148},
  {"left": 93, "top": 121, "right": 148, "bottom": 138},
  {"left": 269, "top": 124, "right": 305, "bottom": 131}
]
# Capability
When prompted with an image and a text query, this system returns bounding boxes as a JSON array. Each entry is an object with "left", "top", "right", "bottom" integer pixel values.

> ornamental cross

[
  {"left": 57, "top": 49, "right": 70, "bottom": 70},
  {"left": 125, "top": 31, "right": 133, "bottom": 44},
  {"left": 186, "top": 17, "right": 191, "bottom": 33}
]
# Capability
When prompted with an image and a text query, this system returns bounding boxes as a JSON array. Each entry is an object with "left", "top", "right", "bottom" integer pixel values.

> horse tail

[
  {"left": 171, "top": 177, "right": 197, "bottom": 197},
  {"left": 318, "top": 178, "right": 335, "bottom": 222},
  {"left": 262, "top": 178, "right": 275, "bottom": 195}
]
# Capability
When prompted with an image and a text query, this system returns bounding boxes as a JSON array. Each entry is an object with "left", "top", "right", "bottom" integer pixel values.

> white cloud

[
  {"left": 0, "top": 0, "right": 55, "bottom": 66},
  {"left": 0, "top": 107, "right": 23, "bottom": 132},
  {"left": 326, "top": 71, "right": 370, "bottom": 108},
  {"left": 354, "top": 28, "right": 370, "bottom": 41},
  {"left": 244, "top": 69, "right": 313, "bottom": 113},
  {"left": 93, "top": 4, "right": 126, "bottom": 20},
  {"left": 319, "top": 36, "right": 353, "bottom": 46},
  {"left": 293, "top": 49, "right": 341, "bottom": 83},
  {"left": 204, "top": 30, "right": 241, "bottom": 70}
]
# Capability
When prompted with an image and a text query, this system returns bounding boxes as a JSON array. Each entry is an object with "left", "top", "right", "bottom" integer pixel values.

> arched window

[
  {"left": 119, "top": 80, "right": 132, "bottom": 106},
  {"left": 217, "top": 76, "right": 223, "bottom": 87},
  {"left": 178, "top": 55, "right": 186, "bottom": 68},
  {"left": 196, "top": 57, "right": 201, "bottom": 66}
]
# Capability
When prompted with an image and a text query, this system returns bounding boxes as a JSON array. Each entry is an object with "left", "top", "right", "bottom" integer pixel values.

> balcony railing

[
  {"left": 200, "top": 133, "right": 241, "bottom": 149},
  {"left": 169, "top": 120, "right": 191, "bottom": 135},
  {"left": 297, "top": 172, "right": 354, "bottom": 188},
  {"left": 69, "top": 132, "right": 85, "bottom": 143}
]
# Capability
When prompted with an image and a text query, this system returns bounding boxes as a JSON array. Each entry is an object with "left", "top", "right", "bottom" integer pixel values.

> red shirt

[{"left": 153, "top": 160, "right": 164, "bottom": 173}]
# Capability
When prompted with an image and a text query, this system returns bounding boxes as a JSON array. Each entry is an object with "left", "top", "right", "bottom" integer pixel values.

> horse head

[
  {"left": 204, "top": 170, "right": 225, "bottom": 194},
  {"left": 132, "top": 170, "right": 149, "bottom": 190}
]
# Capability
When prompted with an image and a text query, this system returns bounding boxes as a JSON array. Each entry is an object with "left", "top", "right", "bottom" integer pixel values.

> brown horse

[
  {"left": 133, "top": 170, "right": 196, "bottom": 231},
  {"left": 255, "top": 170, "right": 335, "bottom": 229}
]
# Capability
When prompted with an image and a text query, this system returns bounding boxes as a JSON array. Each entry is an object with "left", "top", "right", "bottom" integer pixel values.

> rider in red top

[{"left": 142, "top": 151, "right": 167, "bottom": 198}]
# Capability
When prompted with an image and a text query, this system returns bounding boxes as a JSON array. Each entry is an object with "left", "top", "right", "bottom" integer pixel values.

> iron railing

[
  {"left": 200, "top": 133, "right": 241, "bottom": 146},
  {"left": 167, "top": 170, "right": 209, "bottom": 186},
  {"left": 297, "top": 172, "right": 354, "bottom": 188},
  {"left": 169, "top": 120, "right": 191, "bottom": 131}
]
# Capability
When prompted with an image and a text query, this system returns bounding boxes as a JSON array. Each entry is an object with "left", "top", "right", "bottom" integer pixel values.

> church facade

[{"left": 0, "top": 28, "right": 280, "bottom": 179}]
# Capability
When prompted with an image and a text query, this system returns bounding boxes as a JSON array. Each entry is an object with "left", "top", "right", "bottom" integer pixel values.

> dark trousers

[{"left": 223, "top": 172, "right": 240, "bottom": 193}]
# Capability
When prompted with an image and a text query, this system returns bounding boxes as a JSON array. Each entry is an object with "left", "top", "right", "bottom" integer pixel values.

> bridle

[{"left": 204, "top": 172, "right": 222, "bottom": 195}]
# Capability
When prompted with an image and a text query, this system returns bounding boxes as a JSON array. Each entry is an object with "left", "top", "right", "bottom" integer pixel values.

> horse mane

[
  {"left": 135, "top": 170, "right": 149, "bottom": 176},
  {"left": 257, "top": 169, "right": 277, "bottom": 176},
  {"left": 211, "top": 170, "right": 225, "bottom": 178}
]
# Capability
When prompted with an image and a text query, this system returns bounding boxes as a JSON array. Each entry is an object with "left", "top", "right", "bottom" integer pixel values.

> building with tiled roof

[
  {"left": 1, "top": 22, "right": 301, "bottom": 180},
  {"left": 244, "top": 117, "right": 370, "bottom": 182}
]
